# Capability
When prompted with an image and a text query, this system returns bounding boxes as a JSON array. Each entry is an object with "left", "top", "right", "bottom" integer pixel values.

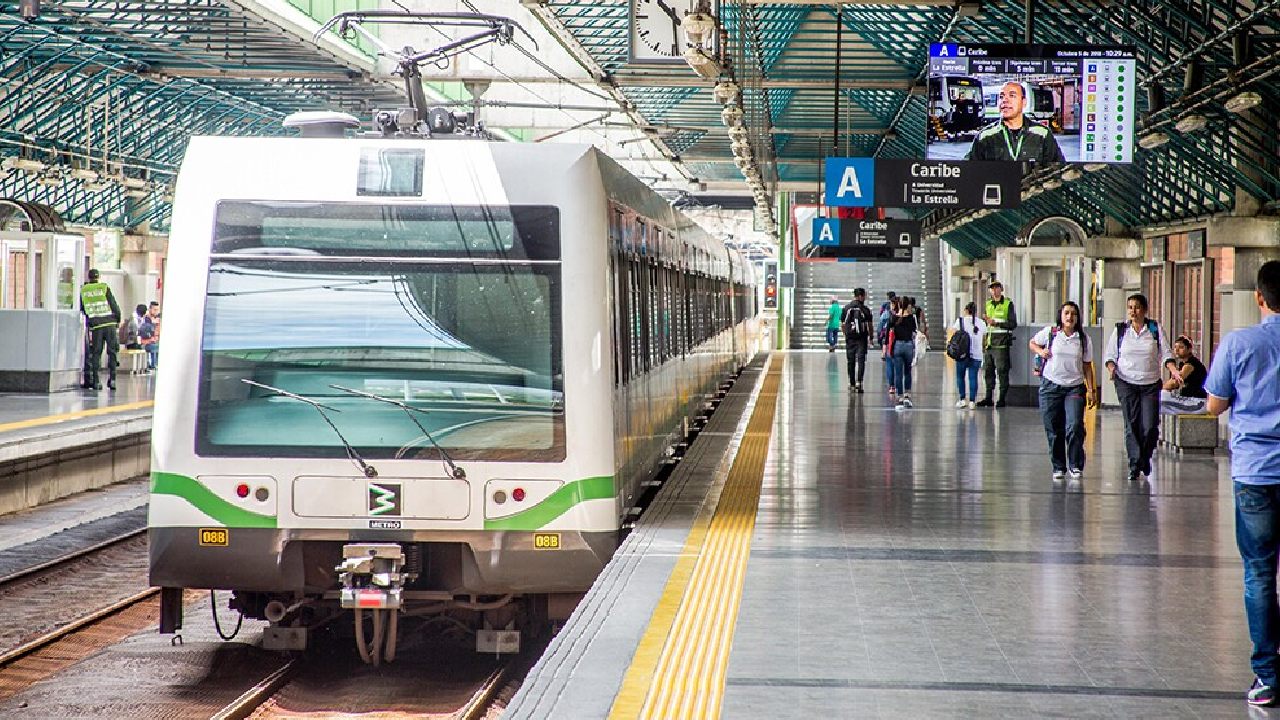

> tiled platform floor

[{"left": 723, "top": 351, "right": 1246, "bottom": 719}]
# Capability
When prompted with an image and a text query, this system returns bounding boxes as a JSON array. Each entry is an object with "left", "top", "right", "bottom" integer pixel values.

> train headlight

[{"left": 493, "top": 490, "right": 508, "bottom": 504}]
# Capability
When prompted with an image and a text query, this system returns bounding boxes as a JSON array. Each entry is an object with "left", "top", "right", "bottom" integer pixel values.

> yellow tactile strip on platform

[
  {"left": 0, "top": 401, "right": 153, "bottom": 435},
  {"left": 610, "top": 355, "right": 782, "bottom": 720}
]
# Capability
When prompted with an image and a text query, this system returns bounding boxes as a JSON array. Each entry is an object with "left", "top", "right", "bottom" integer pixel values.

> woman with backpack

[
  {"left": 949, "top": 302, "right": 986, "bottom": 409},
  {"left": 1029, "top": 301, "right": 1100, "bottom": 481},
  {"left": 1103, "top": 293, "right": 1177, "bottom": 481}
]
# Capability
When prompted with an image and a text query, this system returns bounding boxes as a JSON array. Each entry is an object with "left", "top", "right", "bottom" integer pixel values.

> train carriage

[{"left": 148, "top": 133, "right": 758, "bottom": 658}]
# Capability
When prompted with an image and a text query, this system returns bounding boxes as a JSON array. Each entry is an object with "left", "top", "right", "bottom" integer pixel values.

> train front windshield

[{"left": 196, "top": 202, "right": 564, "bottom": 462}]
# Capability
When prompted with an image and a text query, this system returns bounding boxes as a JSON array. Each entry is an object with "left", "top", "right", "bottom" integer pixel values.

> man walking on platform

[
  {"left": 1204, "top": 260, "right": 1280, "bottom": 707},
  {"left": 977, "top": 281, "right": 1017, "bottom": 407},
  {"left": 842, "top": 288, "right": 874, "bottom": 393},
  {"left": 79, "top": 268, "right": 121, "bottom": 391}
]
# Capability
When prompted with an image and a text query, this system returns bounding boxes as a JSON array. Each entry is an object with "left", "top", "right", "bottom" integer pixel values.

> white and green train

[{"left": 148, "top": 132, "right": 759, "bottom": 659}]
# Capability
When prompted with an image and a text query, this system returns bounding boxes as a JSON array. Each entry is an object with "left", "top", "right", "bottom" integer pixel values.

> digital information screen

[{"left": 926, "top": 43, "right": 1136, "bottom": 164}]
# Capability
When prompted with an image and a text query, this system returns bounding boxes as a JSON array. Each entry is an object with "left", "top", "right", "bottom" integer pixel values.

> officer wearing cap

[
  {"left": 977, "top": 280, "right": 1018, "bottom": 407},
  {"left": 79, "top": 268, "right": 121, "bottom": 390},
  {"left": 966, "top": 82, "right": 1065, "bottom": 164}
]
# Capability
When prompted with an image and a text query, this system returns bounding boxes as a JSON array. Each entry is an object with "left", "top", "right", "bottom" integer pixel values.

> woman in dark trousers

[
  {"left": 890, "top": 302, "right": 918, "bottom": 409},
  {"left": 1103, "top": 294, "right": 1176, "bottom": 481},
  {"left": 1029, "top": 301, "right": 1100, "bottom": 481}
]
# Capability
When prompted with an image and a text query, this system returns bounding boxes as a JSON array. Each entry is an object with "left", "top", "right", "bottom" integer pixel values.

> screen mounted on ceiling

[{"left": 926, "top": 43, "right": 1137, "bottom": 165}]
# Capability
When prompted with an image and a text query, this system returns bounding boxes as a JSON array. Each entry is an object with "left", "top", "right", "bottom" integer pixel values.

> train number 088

[
  {"left": 199, "top": 528, "right": 229, "bottom": 546},
  {"left": 533, "top": 533, "right": 561, "bottom": 550}
]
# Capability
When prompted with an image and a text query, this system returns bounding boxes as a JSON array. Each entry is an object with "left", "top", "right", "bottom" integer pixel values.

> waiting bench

[
  {"left": 121, "top": 348, "right": 147, "bottom": 374},
  {"left": 1160, "top": 413, "right": 1219, "bottom": 455}
]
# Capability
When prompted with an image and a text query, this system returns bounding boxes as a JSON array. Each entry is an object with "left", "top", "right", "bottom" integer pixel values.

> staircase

[{"left": 790, "top": 250, "right": 940, "bottom": 349}]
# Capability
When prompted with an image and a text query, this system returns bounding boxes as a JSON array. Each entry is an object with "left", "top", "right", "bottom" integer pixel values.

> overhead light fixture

[
  {"left": 682, "top": 13, "right": 716, "bottom": 46},
  {"left": 1224, "top": 91, "right": 1261, "bottom": 114},
  {"left": 713, "top": 81, "right": 739, "bottom": 105},
  {"left": 734, "top": 157, "right": 752, "bottom": 171},
  {"left": 1174, "top": 113, "right": 1207, "bottom": 133},
  {"left": 1138, "top": 131, "right": 1170, "bottom": 149},
  {"left": 1062, "top": 167, "right": 1082, "bottom": 182},
  {"left": 721, "top": 104, "right": 743, "bottom": 127},
  {"left": 121, "top": 176, "right": 148, "bottom": 189},
  {"left": 1083, "top": 162, "right": 1106, "bottom": 172},
  {"left": 1043, "top": 179, "right": 1062, "bottom": 190},
  {"left": 731, "top": 140, "right": 751, "bottom": 157},
  {"left": 36, "top": 171, "right": 62, "bottom": 187},
  {"left": 2, "top": 157, "right": 47, "bottom": 173},
  {"left": 70, "top": 168, "right": 99, "bottom": 182},
  {"left": 84, "top": 181, "right": 109, "bottom": 193},
  {"left": 727, "top": 125, "right": 748, "bottom": 140},
  {"left": 125, "top": 188, "right": 149, "bottom": 198},
  {"left": 683, "top": 47, "right": 722, "bottom": 80}
]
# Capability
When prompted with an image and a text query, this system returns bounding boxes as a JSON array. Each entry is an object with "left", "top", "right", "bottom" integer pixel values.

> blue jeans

[
  {"left": 826, "top": 328, "right": 839, "bottom": 347},
  {"left": 954, "top": 358, "right": 981, "bottom": 401},
  {"left": 884, "top": 351, "right": 896, "bottom": 389},
  {"left": 1236, "top": 482, "right": 1280, "bottom": 685},
  {"left": 891, "top": 340, "right": 914, "bottom": 395},
  {"left": 144, "top": 342, "right": 158, "bottom": 370},
  {"left": 1038, "top": 379, "right": 1087, "bottom": 472}
]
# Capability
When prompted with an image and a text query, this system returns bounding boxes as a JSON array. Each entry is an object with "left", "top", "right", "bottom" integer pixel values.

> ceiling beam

[
  {"left": 143, "top": 66, "right": 364, "bottom": 81},
  {"left": 432, "top": 75, "right": 918, "bottom": 90}
]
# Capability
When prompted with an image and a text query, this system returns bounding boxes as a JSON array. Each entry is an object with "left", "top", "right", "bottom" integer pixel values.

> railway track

[
  {"left": 211, "top": 645, "right": 523, "bottom": 719},
  {"left": 0, "top": 530, "right": 161, "bottom": 702}
]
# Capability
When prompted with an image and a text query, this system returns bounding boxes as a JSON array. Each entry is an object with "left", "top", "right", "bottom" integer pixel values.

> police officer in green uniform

[
  {"left": 977, "top": 280, "right": 1018, "bottom": 407},
  {"left": 966, "top": 82, "right": 1066, "bottom": 164},
  {"left": 80, "top": 268, "right": 121, "bottom": 390}
]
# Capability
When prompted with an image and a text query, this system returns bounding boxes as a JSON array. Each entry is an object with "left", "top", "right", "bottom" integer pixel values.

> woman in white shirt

[
  {"left": 1102, "top": 293, "right": 1177, "bottom": 481},
  {"left": 1029, "top": 301, "right": 1100, "bottom": 481},
  {"left": 952, "top": 302, "right": 986, "bottom": 409}
]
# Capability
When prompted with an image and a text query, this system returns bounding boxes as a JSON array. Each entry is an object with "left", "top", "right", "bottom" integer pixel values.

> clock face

[{"left": 630, "top": 0, "right": 697, "bottom": 63}]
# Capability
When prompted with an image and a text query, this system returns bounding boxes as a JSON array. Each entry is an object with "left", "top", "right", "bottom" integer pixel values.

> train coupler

[{"left": 336, "top": 543, "right": 408, "bottom": 610}]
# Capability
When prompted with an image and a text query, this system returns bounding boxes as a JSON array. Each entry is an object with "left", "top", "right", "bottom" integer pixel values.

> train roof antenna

[
  {"left": 240, "top": 379, "right": 378, "bottom": 478},
  {"left": 328, "top": 384, "right": 466, "bottom": 480}
]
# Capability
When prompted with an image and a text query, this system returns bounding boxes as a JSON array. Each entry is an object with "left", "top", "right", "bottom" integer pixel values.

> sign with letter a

[
  {"left": 812, "top": 218, "right": 841, "bottom": 246},
  {"left": 823, "top": 157, "right": 875, "bottom": 207}
]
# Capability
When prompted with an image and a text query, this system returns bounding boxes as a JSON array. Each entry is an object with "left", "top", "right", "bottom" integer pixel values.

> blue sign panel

[
  {"left": 811, "top": 218, "right": 841, "bottom": 246},
  {"left": 823, "top": 157, "right": 875, "bottom": 207}
]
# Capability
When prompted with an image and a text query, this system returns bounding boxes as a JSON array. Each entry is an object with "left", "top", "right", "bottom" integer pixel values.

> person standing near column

[
  {"left": 841, "top": 288, "right": 874, "bottom": 393},
  {"left": 1103, "top": 293, "right": 1177, "bottom": 482},
  {"left": 951, "top": 302, "right": 986, "bottom": 409},
  {"left": 1203, "top": 260, "right": 1280, "bottom": 707},
  {"left": 79, "top": 268, "right": 121, "bottom": 391},
  {"left": 977, "top": 281, "right": 1018, "bottom": 407}
]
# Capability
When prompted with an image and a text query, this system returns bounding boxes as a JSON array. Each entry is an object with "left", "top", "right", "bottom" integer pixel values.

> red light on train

[
  {"left": 513, "top": 488, "right": 527, "bottom": 502},
  {"left": 235, "top": 483, "right": 250, "bottom": 498}
]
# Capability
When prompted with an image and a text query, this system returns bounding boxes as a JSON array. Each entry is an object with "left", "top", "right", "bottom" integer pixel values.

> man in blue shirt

[{"left": 1205, "top": 260, "right": 1280, "bottom": 706}]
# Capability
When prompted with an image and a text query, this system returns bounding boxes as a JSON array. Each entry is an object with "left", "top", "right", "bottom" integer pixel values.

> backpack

[
  {"left": 139, "top": 316, "right": 155, "bottom": 340},
  {"left": 842, "top": 304, "right": 872, "bottom": 338},
  {"left": 1033, "top": 327, "right": 1058, "bottom": 376},
  {"left": 945, "top": 318, "right": 974, "bottom": 361},
  {"left": 1116, "top": 319, "right": 1158, "bottom": 352}
]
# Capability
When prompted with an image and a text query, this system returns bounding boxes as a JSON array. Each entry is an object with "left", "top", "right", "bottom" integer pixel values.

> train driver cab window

[{"left": 197, "top": 202, "right": 564, "bottom": 462}]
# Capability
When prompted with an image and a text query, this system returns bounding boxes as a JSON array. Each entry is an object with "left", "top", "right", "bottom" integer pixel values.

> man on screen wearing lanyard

[{"left": 966, "top": 82, "right": 1066, "bottom": 163}]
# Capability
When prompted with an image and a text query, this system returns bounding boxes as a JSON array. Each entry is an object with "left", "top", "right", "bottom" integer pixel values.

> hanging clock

[{"left": 629, "top": 0, "right": 716, "bottom": 64}]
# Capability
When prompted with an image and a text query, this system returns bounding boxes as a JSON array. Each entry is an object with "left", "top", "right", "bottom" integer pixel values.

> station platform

[
  {"left": 508, "top": 351, "right": 1246, "bottom": 718},
  {"left": 0, "top": 374, "right": 154, "bottom": 516}
]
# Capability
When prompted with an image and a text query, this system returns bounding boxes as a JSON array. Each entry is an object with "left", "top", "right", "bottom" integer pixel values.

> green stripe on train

[
  {"left": 151, "top": 472, "right": 278, "bottom": 528},
  {"left": 484, "top": 475, "right": 615, "bottom": 531}
]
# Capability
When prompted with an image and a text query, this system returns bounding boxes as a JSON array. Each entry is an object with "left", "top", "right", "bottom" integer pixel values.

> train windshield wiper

[
  {"left": 240, "top": 379, "right": 378, "bottom": 478},
  {"left": 328, "top": 384, "right": 466, "bottom": 480}
]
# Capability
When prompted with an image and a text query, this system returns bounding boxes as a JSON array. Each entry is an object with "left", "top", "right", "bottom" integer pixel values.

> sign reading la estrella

[
  {"left": 811, "top": 217, "right": 921, "bottom": 258},
  {"left": 823, "top": 157, "right": 1021, "bottom": 209}
]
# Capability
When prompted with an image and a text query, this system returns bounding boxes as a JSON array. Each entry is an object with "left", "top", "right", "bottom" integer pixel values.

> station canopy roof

[{"left": 0, "top": 0, "right": 1275, "bottom": 259}]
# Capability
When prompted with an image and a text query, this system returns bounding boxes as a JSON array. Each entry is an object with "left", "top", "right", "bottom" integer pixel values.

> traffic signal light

[{"left": 763, "top": 274, "right": 777, "bottom": 309}]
